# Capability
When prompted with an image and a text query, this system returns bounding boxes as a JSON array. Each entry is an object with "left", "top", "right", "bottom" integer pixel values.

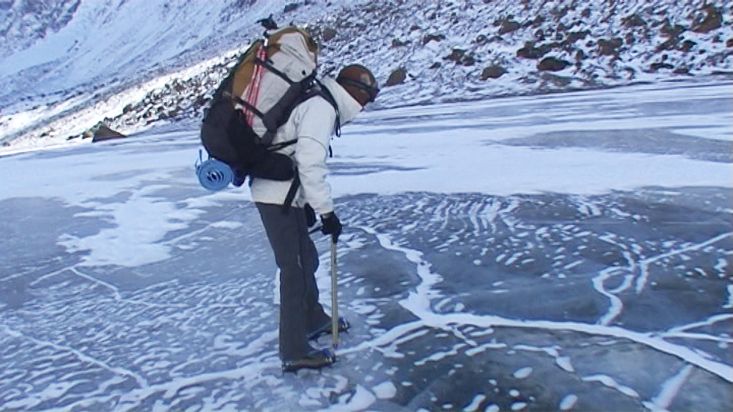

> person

[{"left": 250, "top": 64, "right": 379, "bottom": 372}]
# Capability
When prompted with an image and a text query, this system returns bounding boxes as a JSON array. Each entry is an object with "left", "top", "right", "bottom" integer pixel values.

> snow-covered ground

[{"left": 0, "top": 81, "right": 731, "bottom": 410}]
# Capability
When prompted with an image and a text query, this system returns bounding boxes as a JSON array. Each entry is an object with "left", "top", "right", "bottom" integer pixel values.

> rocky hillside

[
  {"left": 103, "top": 0, "right": 733, "bottom": 139},
  {"left": 1, "top": 0, "right": 731, "bottom": 149}
]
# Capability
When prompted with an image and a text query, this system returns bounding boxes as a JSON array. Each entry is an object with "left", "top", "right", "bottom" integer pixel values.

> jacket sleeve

[{"left": 293, "top": 99, "right": 337, "bottom": 215}]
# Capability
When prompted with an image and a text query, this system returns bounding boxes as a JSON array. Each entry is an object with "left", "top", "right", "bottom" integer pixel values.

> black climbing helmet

[{"left": 336, "top": 64, "right": 379, "bottom": 105}]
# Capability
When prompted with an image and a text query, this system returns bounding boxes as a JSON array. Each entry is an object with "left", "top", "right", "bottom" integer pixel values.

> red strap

[{"left": 242, "top": 47, "right": 268, "bottom": 126}]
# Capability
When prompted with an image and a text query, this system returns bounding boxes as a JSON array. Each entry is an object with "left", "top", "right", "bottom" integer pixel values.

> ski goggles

[{"left": 336, "top": 77, "right": 380, "bottom": 103}]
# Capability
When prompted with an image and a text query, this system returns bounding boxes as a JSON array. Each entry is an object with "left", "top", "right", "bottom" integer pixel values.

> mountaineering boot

[
  {"left": 282, "top": 348, "right": 336, "bottom": 373},
  {"left": 307, "top": 317, "right": 350, "bottom": 341}
]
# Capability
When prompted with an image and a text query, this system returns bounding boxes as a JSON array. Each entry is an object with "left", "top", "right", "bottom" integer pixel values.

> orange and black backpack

[{"left": 199, "top": 25, "right": 339, "bottom": 189}]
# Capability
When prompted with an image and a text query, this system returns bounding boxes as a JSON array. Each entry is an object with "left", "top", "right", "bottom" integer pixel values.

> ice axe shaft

[{"left": 330, "top": 240, "right": 339, "bottom": 348}]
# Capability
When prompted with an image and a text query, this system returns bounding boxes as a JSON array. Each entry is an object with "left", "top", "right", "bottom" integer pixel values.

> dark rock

[
  {"left": 385, "top": 68, "right": 407, "bottom": 86},
  {"left": 391, "top": 38, "right": 408, "bottom": 48},
  {"left": 657, "top": 37, "right": 678, "bottom": 51},
  {"left": 625, "top": 32, "right": 635, "bottom": 46},
  {"left": 528, "top": 15, "right": 545, "bottom": 28},
  {"left": 673, "top": 67, "right": 690, "bottom": 75},
  {"left": 462, "top": 54, "right": 476, "bottom": 66},
  {"left": 283, "top": 3, "right": 299, "bottom": 13},
  {"left": 538, "top": 57, "right": 571, "bottom": 71},
  {"left": 661, "top": 20, "right": 686, "bottom": 38},
  {"left": 422, "top": 33, "right": 445, "bottom": 44},
  {"left": 649, "top": 62, "right": 675, "bottom": 72},
  {"left": 727, "top": 38, "right": 733, "bottom": 48},
  {"left": 581, "top": 8, "right": 591, "bottom": 18},
  {"left": 680, "top": 40, "right": 696, "bottom": 52},
  {"left": 623, "top": 14, "right": 646, "bottom": 28},
  {"left": 498, "top": 18, "right": 521, "bottom": 35},
  {"left": 445, "top": 48, "right": 466, "bottom": 63},
  {"left": 692, "top": 5, "right": 722, "bottom": 33},
  {"left": 445, "top": 49, "right": 476, "bottom": 66},
  {"left": 92, "top": 125, "right": 126, "bottom": 143},
  {"left": 322, "top": 27, "right": 337, "bottom": 42},
  {"left": 517, "top": 41, "right": 552, "bottom": 59},
  {"left": 481, "top": 65, "right": 507, "bottom": 80},
  {"left": 474, "top": 34, "right": 489, "bottom": 44},
  {"left": 429, "top": 62, "right": 441, "bottom": 69},
  {"left": 575, "top": 49, "right": 586, "bottom": 62},
  {"left": 566, "top": 30, "right": 589, "bottom": 44},
  {"left": 598, "top": 37, "right": 623, "bottom": 56}
]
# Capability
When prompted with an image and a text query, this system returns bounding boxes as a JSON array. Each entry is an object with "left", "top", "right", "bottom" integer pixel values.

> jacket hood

[{"left": 321, "top": 76, "right": 363, "bottom": 125}]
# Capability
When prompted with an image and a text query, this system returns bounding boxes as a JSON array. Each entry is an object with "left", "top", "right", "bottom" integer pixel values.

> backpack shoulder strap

[{"left": 298, "top": 80, "right": 341, "bottom": 137}]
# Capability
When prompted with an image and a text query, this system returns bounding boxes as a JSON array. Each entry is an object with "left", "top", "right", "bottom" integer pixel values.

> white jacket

[{"left": 249, "top": 77, "right": 363, "bottom": 215}]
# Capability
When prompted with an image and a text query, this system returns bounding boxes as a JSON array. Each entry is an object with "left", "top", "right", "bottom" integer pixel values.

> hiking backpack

[{"left": 199, "top": 25, "right": 339, "bottom": 190}]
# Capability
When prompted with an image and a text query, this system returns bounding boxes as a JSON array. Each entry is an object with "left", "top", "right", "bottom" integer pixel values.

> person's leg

[
  {"left": 256, "top": 203, "right": 312, "bottom": 361},
  {"left": 297, "top": 211, "right": 331, "bottom": 332}
]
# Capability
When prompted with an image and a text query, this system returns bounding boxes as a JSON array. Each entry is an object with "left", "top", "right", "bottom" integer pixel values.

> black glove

[
  {"left": 304, "top": 204, "right": 317, "bottom": 227},
  {"left": 320, "top": 212, "right": 342, "bottom": 243}
]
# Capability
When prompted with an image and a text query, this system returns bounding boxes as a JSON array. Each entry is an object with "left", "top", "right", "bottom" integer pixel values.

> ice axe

[{"left": 330, "top": 240, "right": 339, "bottom": 348}]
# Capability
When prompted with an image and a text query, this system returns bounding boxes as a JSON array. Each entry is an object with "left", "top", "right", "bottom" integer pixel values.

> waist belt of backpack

[{"left": 282, "top": 172, "right": 300, "bottom": 214}]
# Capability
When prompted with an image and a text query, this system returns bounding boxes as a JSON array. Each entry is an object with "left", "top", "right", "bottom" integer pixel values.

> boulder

[
  {"left": 445, "top": 48, "right": 476, "bottom": 66},
  {"left": 497, "top": 18, "right": 521, "bottom": 35},
  {"left": 538, "top": 57, "right": 571, "bottom": 72},
  {"left": 692, "top": 6, "right": 722, "bottom": 33},
  {"left": 92, "top": 124, "right": 126, "bottom": 143},
  {"left": 391, "top": 38, "right": 408, "bottom": 47},
  {"left": 625, "top": 32, "right": 635, "bottom": 46},
  {"left": 422, "top": 33, "right": 445, "bottom": 45},
  {"left": 283, "top": 3, "right": 299, "bottom": 13},
  {"left": 680, "top": 40, "right": 696, "bottom": 52},
  {"left": 622, "top": 14, "right": 645, "bottom": 28},
  {"left": 661, "top": 20, "right": 686, "bottom": 38},
  {"left": 649, "top": 62, "right": 675, "bottom": 72},
  {"left": 322, "top": 27, "right": 337, "bottom": 42},
  {"left": 385, "top": 68, "right": 407, "bottom": 86},
  {"left": 445, "top": 48, "right": 466, "bottom": 63},
  {"left": 598, "top": 37, "right": 623, "bottom": 56},
  {"left": 517, "top": 41, "right": 551, "bottom": 59},
  {"left": 474, "top": 34, "right": 489, "bottom": 45},
  {"left": 528, "top": 15, "right": 545, "bottom": 28},
  {"left": 481, "top": 65, "right": 507, "bottom": 80}
]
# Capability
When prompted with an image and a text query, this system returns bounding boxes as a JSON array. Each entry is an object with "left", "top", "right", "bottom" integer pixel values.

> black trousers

[{"left": 256, "top": 203, "right": 331, "bottom": 361}]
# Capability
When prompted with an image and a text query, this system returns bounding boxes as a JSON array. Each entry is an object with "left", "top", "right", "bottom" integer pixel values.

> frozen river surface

[{"left": 0, "top": 81, "right": 731, "bottom": 411}]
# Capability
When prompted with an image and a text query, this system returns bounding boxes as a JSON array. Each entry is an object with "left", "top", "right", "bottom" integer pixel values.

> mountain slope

[{"left": 0, "top": 0, "right": 731, "bottom": 151}]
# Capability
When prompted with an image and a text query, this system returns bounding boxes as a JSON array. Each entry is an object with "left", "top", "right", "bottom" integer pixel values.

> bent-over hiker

[{"left": 251, "top": 65, "right": 379, "bottom": 372}]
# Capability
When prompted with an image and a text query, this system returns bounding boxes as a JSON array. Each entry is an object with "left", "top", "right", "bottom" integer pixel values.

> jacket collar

[{"left": 321, "top": 77, "right": 363, "bottom": 125}]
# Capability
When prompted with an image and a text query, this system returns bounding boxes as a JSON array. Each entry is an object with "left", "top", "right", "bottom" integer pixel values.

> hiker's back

[{"left": 249, "top": 90, "right": 338, "bottom": 209}]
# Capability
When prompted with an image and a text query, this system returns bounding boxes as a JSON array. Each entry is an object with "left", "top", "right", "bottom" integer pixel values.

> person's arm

[{"left": 293, "top": 99, "right": 338, "bottom": 216}]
